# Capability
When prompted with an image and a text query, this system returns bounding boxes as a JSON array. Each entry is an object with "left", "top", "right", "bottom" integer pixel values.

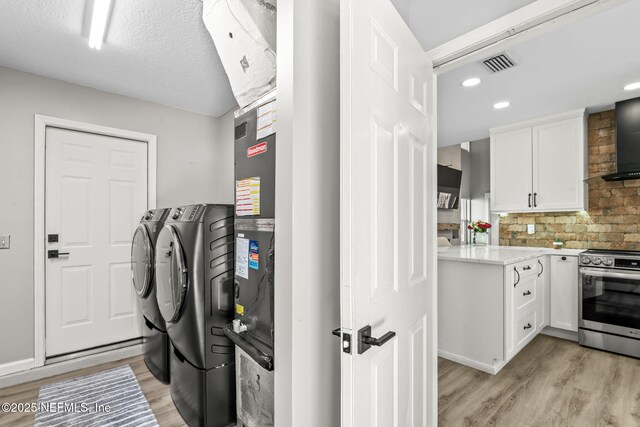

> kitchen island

[{"left": 437, "top": 245, "right": 576, "bottom": 374}]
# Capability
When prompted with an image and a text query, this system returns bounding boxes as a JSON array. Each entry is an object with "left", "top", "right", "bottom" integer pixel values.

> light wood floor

[
  {"left": 2, "top": 335, "right": 639, "bottom": 426},
  {"left": 0, "top": 356, "right": 185, "bottom": 426},
  {"left": 439, "top": 334, "right": 640, "bottom": 427}
]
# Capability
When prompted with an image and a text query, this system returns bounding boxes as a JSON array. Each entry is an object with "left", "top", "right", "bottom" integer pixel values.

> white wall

[
  {"left": 275, "top": 0, "right": 341, "bottom": 425},
  {"left": 0, "top": 66, "right": 234, "bottom": 366}
]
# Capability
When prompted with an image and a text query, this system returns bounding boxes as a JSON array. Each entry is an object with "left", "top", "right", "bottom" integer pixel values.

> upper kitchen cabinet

[
  {"left": 490, "top": 128, "right": 532, "bottom": 212},
  {"left": 490, "top": 109, "right": 587, "bottom": 213}
]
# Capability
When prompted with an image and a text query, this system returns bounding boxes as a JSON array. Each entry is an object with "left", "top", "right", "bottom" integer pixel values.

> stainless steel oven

[{"left": 579, "top": 250, "right": 640, "bottom": 358}]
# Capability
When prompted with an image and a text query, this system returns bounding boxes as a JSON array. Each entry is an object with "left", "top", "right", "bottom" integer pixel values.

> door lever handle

[
  {"left": 48, "top": 250, "right": 70, "bottom": 259},
  {"left": 364, "top": 331, "right": 396, "bottom": 346},
  {"left": 358, "top": 325, "right": 396, "bottom": 354}
]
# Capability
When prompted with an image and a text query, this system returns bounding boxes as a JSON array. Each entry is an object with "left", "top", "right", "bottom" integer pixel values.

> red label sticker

[{"left": 247, "top": 141, "right": 268, "bottom": 158}]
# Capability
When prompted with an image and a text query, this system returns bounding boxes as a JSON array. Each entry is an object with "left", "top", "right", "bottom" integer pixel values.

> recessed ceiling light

[
  {"left": 89, "top": 0, "right": 113, "bottom": 50},
  {"left": 624, "top": 82, "right": 640, "bottom": 91},
  {"left": 493, "top": 101, "right": 510, "bottom": 110},
  {"left": 462, "top": 78, "right": 481, "bottom": 87}
]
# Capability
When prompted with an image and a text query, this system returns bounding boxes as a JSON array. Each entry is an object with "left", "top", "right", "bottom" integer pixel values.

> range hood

[{"left": 600, "top": 97, "right": 640, "bottom": 182}]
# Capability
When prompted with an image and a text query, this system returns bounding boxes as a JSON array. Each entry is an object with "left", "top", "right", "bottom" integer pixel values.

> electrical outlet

[
  {"left": 0, "top": 235, "right": 10, "bottom": 249},
  {"left": 527, "top": 224, "right": 535, "bottom": 235}
]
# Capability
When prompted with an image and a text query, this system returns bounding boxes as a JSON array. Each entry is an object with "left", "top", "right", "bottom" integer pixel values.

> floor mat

[{"left": 34, "top": 365, "right": 158, "bottom": 427}]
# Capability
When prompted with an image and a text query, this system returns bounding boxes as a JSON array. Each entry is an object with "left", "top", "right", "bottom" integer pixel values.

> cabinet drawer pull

[
  {"left": 523, "top": 290, "right": 531, "bottom": 296},
  {"left": 523, "top": 265, "right": 532, "bottom": 271},
  {"left": 523, "top": 323, "right": 532, "bottom": 330}
]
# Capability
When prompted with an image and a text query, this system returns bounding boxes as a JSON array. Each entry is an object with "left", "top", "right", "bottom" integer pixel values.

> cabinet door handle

[
  {"left": 523, "top": 290, "right": 532, "bottom": 296},
  {"left": 513, "top": 267, "right": 520, "bottom": 287},
  {"left": 523, "top": 323, "right": 532, "bottom": 330},
  {"left": 528, "top": 193, "right": 532, "bottom": 208},
  {"left": 538, "top": 259, "right": 544, "bottom": 277},
  {"left": 533, "top": 193, "right": 538, "bottom": 208}
]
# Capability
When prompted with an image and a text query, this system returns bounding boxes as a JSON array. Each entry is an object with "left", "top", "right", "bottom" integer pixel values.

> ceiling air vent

[{"left": 482, "top": 52, "right": 517, "bottom": 73}]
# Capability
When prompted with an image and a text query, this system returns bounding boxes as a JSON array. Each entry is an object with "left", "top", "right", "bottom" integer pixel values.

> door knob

[{"left": 357, "top": 325, "right": 396, "bottom": 354}]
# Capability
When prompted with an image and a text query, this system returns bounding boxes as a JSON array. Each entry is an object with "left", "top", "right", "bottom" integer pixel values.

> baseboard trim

[
  {"left": 0, "top": 358, "right": 36, "bottom": 378},
  {"left": 541, "top": 326, "right": 578, "bottom": 342},
  {"left": 438, "top": 350, "right": 505, "bottom": 375},
  {"left": 0, "top": 344, "right": 142, "bottom": 389}
]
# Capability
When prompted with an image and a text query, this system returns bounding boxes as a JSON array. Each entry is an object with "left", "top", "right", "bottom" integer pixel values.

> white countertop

[{"left": 438, "top": 245, "right": 584, "bottom": 265}]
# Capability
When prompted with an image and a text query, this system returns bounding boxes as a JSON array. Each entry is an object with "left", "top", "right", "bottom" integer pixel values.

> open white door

[{"left": 340, "top": 0, "right": 437, "bottom": 425}]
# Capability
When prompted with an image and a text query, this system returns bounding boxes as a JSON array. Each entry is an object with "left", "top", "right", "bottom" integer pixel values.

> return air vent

[{"left": 482, "top": 52, "right": 517, "bottom": 73}]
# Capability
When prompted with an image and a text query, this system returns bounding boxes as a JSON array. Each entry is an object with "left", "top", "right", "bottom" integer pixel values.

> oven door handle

[{"left": 580, "top": 268, "right": 640, "bottom": 280}]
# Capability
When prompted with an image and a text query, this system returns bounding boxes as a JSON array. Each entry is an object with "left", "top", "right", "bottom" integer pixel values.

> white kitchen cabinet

[
  {"left": 549, "top": 255, "right": 579, "bottom": 332},
  {"left": 439, "top": 254, "right": 547, "bottom": 374},
  {"left": 490, "top": 128, "right": 532, "bottom": 212},
  {"left": 490, "top": 109, "right": 586, "bottom": 213},
  {"left": 505, "top": 256, "right": 546, "bottom": 360}
]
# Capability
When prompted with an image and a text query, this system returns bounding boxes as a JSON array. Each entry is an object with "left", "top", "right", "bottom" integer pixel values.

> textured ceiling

[
  {"left": 0, "top": 0, "right": 237, "bottom": 117},
  {"left": 0, "top": 0, "right": 543, "bottom": 118},
  {"left": 437, "top": 0, "right": 640, "bottom": 146}
]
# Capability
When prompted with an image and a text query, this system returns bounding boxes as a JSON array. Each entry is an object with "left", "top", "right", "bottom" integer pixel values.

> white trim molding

[
  {"left": 33, "top": 115, "right": 157, "bottom": 371},
  {"left": 0, "top": 358, "right": 36, "bottom": 378},
  {"left": 428, "top": 0, "right": 629, "bottom": 72},
  {"left": 0, "top": 345, "right": 142, "bottom": 389}
]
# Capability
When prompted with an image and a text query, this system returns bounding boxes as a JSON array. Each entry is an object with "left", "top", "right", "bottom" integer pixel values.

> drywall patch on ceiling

[
  {"left": 0, "top": 0, "right": 237, "bottom": 117},
  {"left": 202, "top": 0, "right": 276, "bottom": 109}
]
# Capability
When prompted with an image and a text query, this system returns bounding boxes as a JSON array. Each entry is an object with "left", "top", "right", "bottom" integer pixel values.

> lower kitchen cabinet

[
  {"left": 438, "top": 255, "right": 547, "bottom": 374},
  {"left": 549, "top": 255, "right": 579, "bottom": 332}
]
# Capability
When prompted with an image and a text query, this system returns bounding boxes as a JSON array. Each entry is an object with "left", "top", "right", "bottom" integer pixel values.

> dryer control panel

[{"left": 168, "top": 205, "right": 202, "bottom": 222}]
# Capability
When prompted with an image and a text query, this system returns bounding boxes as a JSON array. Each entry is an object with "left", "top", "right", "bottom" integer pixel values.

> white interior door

[
  {"left": 340, "top": 0, "right": 436, "bottom": 425},
  {"left": 45, "top": 127, "right": 147, "bottom": 357}
]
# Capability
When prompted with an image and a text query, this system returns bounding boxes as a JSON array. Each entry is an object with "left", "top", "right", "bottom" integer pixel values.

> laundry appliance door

[
  {"left": 131, "top": 224, "right": 153, "bottom": 298},
  {"left": 155, "top": 225, "right": 189, "bottom": 323}
]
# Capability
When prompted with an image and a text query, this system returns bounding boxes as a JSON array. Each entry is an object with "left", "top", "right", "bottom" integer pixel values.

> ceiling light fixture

[
  {"left": 624, "top": 82, "right": 640, "bottom": 91},
  {"left": 89, "top": 0, "right": 112, "bottom": 50},
  {"left": 493, "top": 101, "right": 510, "bottom": 110},
  {"left": 462, "top": 77, "right": 481, "bottom": 87}
]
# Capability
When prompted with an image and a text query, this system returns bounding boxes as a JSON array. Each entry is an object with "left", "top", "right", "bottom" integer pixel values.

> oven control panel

[{"left": 580, "top": 251, "right": 640, "bottom": 270}]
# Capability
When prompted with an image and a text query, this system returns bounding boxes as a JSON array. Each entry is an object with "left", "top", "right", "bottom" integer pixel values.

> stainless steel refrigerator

[{"left": 224, "top": 90, "right": 276, "bottom": 427}]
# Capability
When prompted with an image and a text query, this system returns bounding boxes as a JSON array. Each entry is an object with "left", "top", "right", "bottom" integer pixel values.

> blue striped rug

[{"left": 34, "top": 365, "right": 158, "bottom": 427}]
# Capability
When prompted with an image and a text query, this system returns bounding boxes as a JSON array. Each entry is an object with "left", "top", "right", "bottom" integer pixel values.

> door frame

[{"left": 33, "top": 114, "right": 157, "bottom": 368}]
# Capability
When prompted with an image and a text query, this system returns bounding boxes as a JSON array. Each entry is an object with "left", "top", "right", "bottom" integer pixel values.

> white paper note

[
  {"left": 235, "top": 237, "right": 250, "bottom": 279},
  {"left": 256, "top": 101, "right": 277, "bottom": 139}
]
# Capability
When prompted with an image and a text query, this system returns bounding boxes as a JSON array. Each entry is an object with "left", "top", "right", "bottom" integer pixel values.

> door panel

[
  {"left": 550, "top": 255, "right": 578, "bottom": 331},
  {"left": 340, "top": 0, "right": 435, "bottom": 425},
  {"left": 490, "top": 128, "right": 532, "bottom": 212},
  {"left": 46, "top": 127, "right": 147, "bottom": 356},
  {"left": 533, "top": 118, "right": 583, "bottom": 211}
]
